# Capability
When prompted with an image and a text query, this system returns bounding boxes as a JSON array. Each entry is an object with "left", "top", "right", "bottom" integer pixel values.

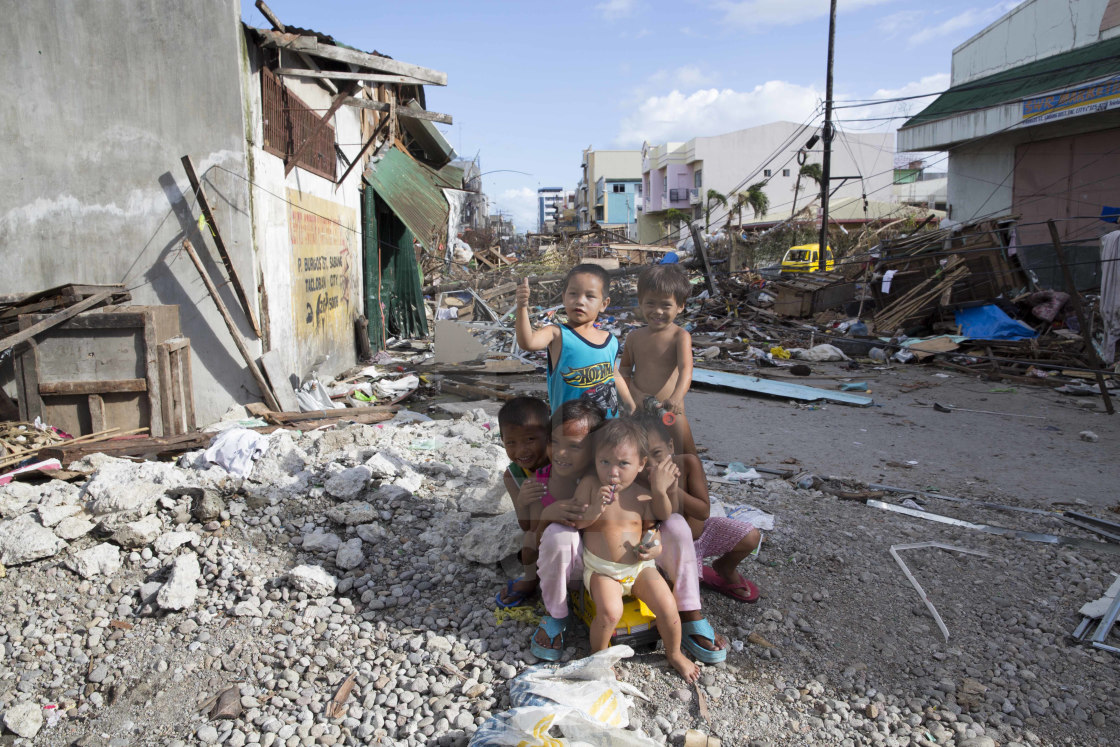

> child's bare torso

[
  {"left": 583, "top": 483, "right": 647, "bottom": 563},
  {"left": 628, "top": 326, "right": 683, "bottom": 401}
]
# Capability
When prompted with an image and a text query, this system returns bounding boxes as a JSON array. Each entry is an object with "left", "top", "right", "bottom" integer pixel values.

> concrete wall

[
  {"left": 952, "top": 0, "right": 1112, "bottom": 85},
  {"left": 243, "top": 43, "right": 363, "bottom": 384},
  {"left": 604, "top": 181, "right": 640, "bottom": 224},
  {"left": 0, "top": 0, "right": 258, "bottom": 424}
]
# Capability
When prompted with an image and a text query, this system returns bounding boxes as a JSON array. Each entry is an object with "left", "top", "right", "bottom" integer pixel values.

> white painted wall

[
  {"left": 952, "top": 0, "right": 1112, "bottom": 85},
  {"left": 243, "top": 50, "right": 364, "bottom": 384}
]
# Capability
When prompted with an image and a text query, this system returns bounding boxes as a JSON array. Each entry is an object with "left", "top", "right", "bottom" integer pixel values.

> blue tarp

[{"left": 956, "top": 304, "right": 1038, "bottom": 341}]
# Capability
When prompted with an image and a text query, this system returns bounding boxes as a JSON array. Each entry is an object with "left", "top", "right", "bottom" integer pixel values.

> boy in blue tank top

[{"left": 515, "top": 264, "right": 631, "bottom": 418}]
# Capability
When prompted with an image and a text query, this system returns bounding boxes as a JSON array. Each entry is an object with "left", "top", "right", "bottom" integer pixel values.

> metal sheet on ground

[{"left": 691, "top": 368, "right": 874, "bottom": 406}]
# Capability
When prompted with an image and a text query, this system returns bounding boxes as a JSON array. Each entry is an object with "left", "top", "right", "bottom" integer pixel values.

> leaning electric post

[{"left": 818, "top": 0, "right": 837, "bottom": 272}]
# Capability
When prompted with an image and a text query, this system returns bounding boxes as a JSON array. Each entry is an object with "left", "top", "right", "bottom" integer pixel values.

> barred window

[{"left": 261, "top": 68, "right": 337, "bottom": 182}]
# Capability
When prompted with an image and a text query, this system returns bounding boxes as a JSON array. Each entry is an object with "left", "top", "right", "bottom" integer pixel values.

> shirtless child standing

[
  {"left": 574, "top": 418, "right": 700, "bottom": 682},
  {"left": 618, "top": 264, "right": 697, "bottom": 454}
]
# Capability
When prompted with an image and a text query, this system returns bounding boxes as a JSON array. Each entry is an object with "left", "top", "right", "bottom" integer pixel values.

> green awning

[
  {"left": 903, "top": 36, "right": 1120, "bottom": 128},
  {"left": 363, "top": 146, "right": 450, "bottom": 251}
]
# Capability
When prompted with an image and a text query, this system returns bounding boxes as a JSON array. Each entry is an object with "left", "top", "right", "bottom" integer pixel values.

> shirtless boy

[
  {"left": 618, "top": 264, "right": 697, "bottom": 454},
  {"left": 574, "top": 419, "right": 700, "bottom": 682}
]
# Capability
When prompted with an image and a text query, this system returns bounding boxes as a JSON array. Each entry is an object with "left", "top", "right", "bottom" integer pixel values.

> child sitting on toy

[
  {"left": 497, "top": 396, "right": 553, "bottom": 607},
  {"left": 573, "top": 418, "right": 700, "bottom": 682},
  {"left": 639, "top": 414, "right": 761, "bottom": 603}
]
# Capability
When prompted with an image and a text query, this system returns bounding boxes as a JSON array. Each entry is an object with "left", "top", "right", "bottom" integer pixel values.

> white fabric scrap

[
  {"left": 373, "top": 374, "right": 419, "bottom": 399},
  {"left": 709, "top": 499, "right": 776, "bottom": 531},
  {"left": 881, "top": 269, "right": 897, "bottom": 294},
  {"left": 203, "top": 428, "right": 270, "bottom": 477}
]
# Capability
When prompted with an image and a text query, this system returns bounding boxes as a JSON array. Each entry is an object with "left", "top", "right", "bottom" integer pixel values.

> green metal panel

[
  {"left": 904, "top": 36, "right": 1120, "bottom": 127},
  {"left": 361, "top": 184, "right": 384, "bottom": 352},
  {"left": 363, "top": 147, "right": 450, "bottom": 251}
]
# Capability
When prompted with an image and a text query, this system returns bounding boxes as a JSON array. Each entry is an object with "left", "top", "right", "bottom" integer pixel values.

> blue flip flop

[
  {"left": 681, "top": 618, "right": 728, "bottom": 664},
  {"left": 496, "top": 577, "right": 535, "bottom": 608},
  {"left": 530, "top": 615, "right": 569, "bottom": 661}
]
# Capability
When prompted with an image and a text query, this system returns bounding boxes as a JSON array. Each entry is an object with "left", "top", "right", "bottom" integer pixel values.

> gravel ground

[{"left": 1, "top": 385, "right": 1118, "bottom": 746}]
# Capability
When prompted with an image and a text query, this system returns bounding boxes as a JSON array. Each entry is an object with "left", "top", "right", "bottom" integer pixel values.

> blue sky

[{"left": 241, "top": 0, "right": 1024, "bottom": 230}]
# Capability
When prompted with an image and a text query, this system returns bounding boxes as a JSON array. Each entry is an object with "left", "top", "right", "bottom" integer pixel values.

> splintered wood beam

[
  {"left": 181, "top": 155, "right": 262, "bottom": 338},
  {"left": 344, "top": 97, "right": 452, "bottom": 124},
  {"left": 260, "top": 31, "right": 447, "bottom": 86},
  {"left": 0, "top": 289, "right": 115, "bottom": 354},
  {"left": 275, "top": 67, "right": 431, "bottom": 86},
  {"left": 255, "top": 0, "right": 286, "bottom": 31},
  {"left": 334, "top": 115, "right": 389, "bottom": 191}
]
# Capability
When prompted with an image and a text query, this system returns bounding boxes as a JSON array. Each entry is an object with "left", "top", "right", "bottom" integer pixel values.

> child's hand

[
  {"left": 515, "top": 277, "right": 530, "bottom": 309},
  {"left": 548, "top": 500, "right": 586, "bottom": 528},
  {"left": 632, "top": 529, "right": 662, "bottom": 561},
  {"left": 599, "top": 483, "right": 617, "bottom": 506},
  {"left": 515, "top": 480, "right": 545, "bottom": 510},
  {"left": 648, "top": 456, "right": 680, "bottom": 498},
  {"left": 662, "top": 396, "right": 684, "bottom": 415}
]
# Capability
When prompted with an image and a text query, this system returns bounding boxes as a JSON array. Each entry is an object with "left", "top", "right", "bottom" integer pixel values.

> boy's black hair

[
  {"left": 551, "top": 398, "right": 606, "bottom": 434},
  {"left": 592, "top": 417, "right": 649, "bottom": 458},
  {"left": 498, "top": 396, "right": 550, "bottom": 431},
  {"left": 634, "top": 412, "right": 672, "bottom": 447},
  {"left": 564, "top": 263, "right": 612, "bottom": 298},
  {"left": 637, "top": 264, "right": 691, "bottom": 306}
]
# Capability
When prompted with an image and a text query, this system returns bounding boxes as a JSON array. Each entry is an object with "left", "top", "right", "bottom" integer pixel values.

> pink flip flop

[{"left": 700, "top": 566, "right": 760, "bottom": 603}]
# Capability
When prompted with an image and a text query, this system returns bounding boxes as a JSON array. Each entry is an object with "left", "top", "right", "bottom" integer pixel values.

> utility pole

[{"left": 818, "top": 0, "right": 837, "bottom": 272}]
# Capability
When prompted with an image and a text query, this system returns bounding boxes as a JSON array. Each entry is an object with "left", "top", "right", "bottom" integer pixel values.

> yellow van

[{"left": 780, "top": 243, "right": 835, "bottom": 274}]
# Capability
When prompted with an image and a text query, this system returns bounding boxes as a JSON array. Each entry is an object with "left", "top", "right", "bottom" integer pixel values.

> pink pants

[{"left": 537, "top": 513, "right": 700, "bottom": 619}]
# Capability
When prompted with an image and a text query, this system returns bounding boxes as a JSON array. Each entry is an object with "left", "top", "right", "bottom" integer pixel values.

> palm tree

[
  {"left": 743, "top": 182, "right": 769, "bottom": 220},
  {"left": 703, "top": 189, "right": 727, "bottom": 232},
  {"left": 662, "top": 208, "right": 691, "bottom": 238},
  {"left": 791, "top": 162, "right": 823, "bottom": 219}
]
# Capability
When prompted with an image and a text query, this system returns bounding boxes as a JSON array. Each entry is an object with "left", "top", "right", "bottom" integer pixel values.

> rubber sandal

[
  {"left": 680, "top": 618, "right": 728, "bottom": 664},
  {"left": 530, "top": 615, "right": 568, "bottom": 661},
  {"left": 495, "top": 577, "right": 535, "bottom": 609},
  {"left": 700, "top": 565, "right": 760, "bottom": 603}
]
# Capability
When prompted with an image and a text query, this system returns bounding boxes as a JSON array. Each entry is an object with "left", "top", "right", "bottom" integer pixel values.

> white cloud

[
  {"left": 714, "top": 0, "right": 894, "bottom": 31},
  {"left": 624, "top": 66, "right": 719, "bottom": 106},
  {"left": 876, "top": 9, "right": 926, "bottom": 36},
  {"left": 615, "top": 80, "right": 822, "bottom": 146},
  {"left": 909, "top": 1, "right": 1023, "bottom": 44},
  {"left": 494, "top": 187, "right": 539, "bottom": 234},
  {"left": 596, "top": 0, "right": 639, "bottom": 20},
  {"left": 836, "top": 72, "right": 951, "bottom": 130}
]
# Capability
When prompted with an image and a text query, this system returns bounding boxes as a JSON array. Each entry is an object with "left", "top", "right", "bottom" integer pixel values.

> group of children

[{"left": 494, "top": 262, "right": 761, "bottom": 682}]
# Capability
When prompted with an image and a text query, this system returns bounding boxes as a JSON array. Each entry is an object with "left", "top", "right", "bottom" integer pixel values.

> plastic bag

[
  {"left": 789, "top": 344, "right": 848, "bottom": 362},
  {"left": 296, "top": 378, "right": 343, "bottom": 412},
  {"left": 470, "top": 647, "right": 656, "bottom": 746}
]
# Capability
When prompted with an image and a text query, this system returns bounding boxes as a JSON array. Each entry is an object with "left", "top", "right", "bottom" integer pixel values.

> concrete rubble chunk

[
  {"left": 460, "top": 510, "right": 521, "bottom": 565},
  {"left": 363, "top": 452, "right": 399, "bottom": 478},
  {"left": 37, "top": 503, "right": 82, "bottom": 527},
  {"left": 0, "top": 483, "right": 38, "bottom": 519},
  {"left": 355, "top": 523, "right": 387, "bottom": 543},
  {"left": 335, "top": 538, "right": 365, "bottom": 570},
  {"left": 459, "top": 478, "right": 514, "bottom": 516},
  {"left": 392, "top": 467, "right": 424, "bottom": 494},
  {"left": 67, "top": 542, "right": 122, "bottom": 579},
  {"left": 324, "top": 466, "right": 372, "bottom": 500},
  {"left": 154, "top": 530, "right": 200, "bottom": 555},
  {"left": 113, "top": 514, "right": 163, "bottom": 548},
  {"left": 288, "top": 564, "right": 337, "bottom": 597},
  {"left": 0, "top": 513, "right": 66, "bottom": 566},
  {"left": 373, "top": 484, "right": 412, "bottom": 504},
  {"left": 3, "top": 701, "right": 44, "bottom": 738},
  {"left": 85, "top": 460, "right": 184, "bottom": 529},
  {"left": 325, "top": 501, "right": 378, "bottom": 525},
  {"left": 156, "top": 552, "right": 201, "bottom": 610},
  {"left": 190, "top": 488, "right": 225, "bottom": 522},
  {"left": 54, "top": 516, "right": 95, "bottom": 541},
  {"left": 302, "top": 530, "right": 341, "bottom": 552}
]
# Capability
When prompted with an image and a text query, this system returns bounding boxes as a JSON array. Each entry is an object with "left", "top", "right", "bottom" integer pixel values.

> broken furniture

[
  {"left": 771, "top": 272, "right": 856, "bottom": 318},
  {"left": 13, "top": 305, "right": 195, "bottom": 437}
]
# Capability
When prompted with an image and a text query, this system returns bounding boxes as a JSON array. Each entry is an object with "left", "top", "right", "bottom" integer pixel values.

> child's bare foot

[
  {"left": 497, "top": 577, "right": 537, "bottom": 607},
  {"left": 667, "top": 651, "right": 700, "bottom": 683}
]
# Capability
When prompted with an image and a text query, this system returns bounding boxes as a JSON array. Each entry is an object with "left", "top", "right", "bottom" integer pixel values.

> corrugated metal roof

[
  {"left": 903, "top": 36, "right": 1120, "bottom": 128},
  {"left": 363, "top": 147, "right": 449, "bottom": 250},
  {"left": 400, "top": 100, "right": 456, "bottom": 167}
]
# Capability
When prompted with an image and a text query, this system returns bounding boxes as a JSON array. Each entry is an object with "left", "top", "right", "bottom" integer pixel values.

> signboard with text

[{"left": 1020, "top": 75, "right": 1120, "bottom": 127}]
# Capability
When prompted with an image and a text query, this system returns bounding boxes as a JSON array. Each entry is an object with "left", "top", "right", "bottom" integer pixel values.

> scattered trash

[
  {"left": 1080, "top": 430, "right": 1100, "bottom": 443},
  {"left": 325, "top": 673, "right": 357, "bottom": 719}
]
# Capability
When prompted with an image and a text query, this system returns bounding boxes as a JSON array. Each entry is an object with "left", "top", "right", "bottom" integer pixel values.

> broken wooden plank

[
  {"left": 247, "top": 404, "right": 397, "bottom": 426},
  {"left": 39, "top": 379, "right": 147, "bottom": 395},
  {"left": 181, "top": 239, "right": 281, "bottom": 412},
  {"left": 691, "top": 367, "right": 874, "bottom": 406},
  {"left": 344, "top": 97, "right": 452, "bottom": 125},
  {"left": 258, "top": 350, "right": 302, "bottom": 413},
  {"left": 0, "top": 289, "right": 115, "bottom": 354},
  {"left": 181, "top": 155, "right": 263, "bottom": 338},
  {"left": 275, "top": 67, "right": 431, "bottom": 86},
  {"left": 38, "top": 431, "right": 212, "bottom": 463},
  {"left": 258, "top": 30, "right": 447, "bottom": 85},
  {"left": 441, "top": 379, "right": 516, "bottom": 402}
]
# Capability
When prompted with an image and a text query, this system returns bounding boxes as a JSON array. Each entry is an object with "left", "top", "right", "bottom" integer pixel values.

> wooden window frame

[{"left": 261, "top": 67, "right": 338, "bottom": 182}]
